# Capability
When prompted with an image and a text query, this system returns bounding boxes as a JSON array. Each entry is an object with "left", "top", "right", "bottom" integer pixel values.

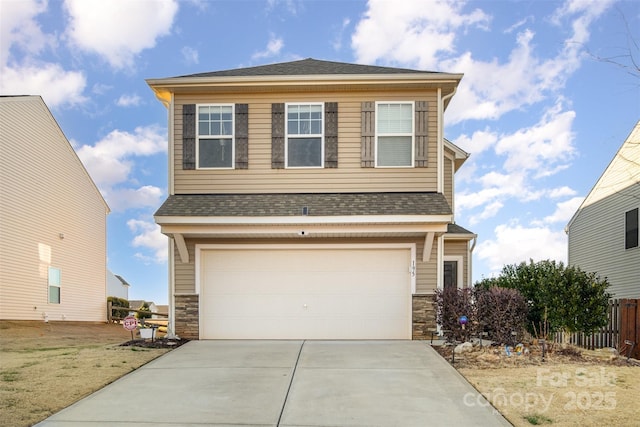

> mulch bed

[{"left": 120, "top": 338, "right": 190, "bottom": 349}]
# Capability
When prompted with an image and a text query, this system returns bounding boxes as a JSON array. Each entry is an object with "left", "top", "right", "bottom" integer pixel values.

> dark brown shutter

[
  {"left": 271, "top": 103, "right": 285, "bottom": 169},
  {"left": 324, "top": 102, "right": 338, "bottom": 168},
  {"left": 415, "top": 101, "right": 428, "bottom": 167},
  {"left": 361, "top": 101, "right": 375, "bottom": 167},
  {"left": 235, "top": 104, "right": 248, "bottom": 169},
  {"left": 182, "top": 104, "right": 196, "bottom": 170}
]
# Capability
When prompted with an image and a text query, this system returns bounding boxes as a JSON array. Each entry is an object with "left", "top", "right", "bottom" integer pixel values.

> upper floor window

[
  {"left": 626, "top": 208, "right": 639, "bottom": 249},
  {"left": 197, "top": 104, "right": 234, "bottom": 169},
  {"left": 376, "top": 102, "right": 414, "bottom": 167},
  {"left": 286, "top": 103, "right": 323, "bottom": 168}
]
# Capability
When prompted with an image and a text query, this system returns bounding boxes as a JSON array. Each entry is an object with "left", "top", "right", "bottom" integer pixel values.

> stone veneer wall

[
  {"left": 412, "top": 294, "right": 437, "bottom": 340},
  {"left": 174, "top": 294, "right": 199, "bottom": 339}
]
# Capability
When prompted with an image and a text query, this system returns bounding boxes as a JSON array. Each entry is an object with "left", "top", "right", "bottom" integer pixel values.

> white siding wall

[{"left": 0, "top": 97, "right": 108, "bottom": 321}]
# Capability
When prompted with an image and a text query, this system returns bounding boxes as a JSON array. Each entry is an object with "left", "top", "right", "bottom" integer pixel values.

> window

[
  {"left": 443, "top": 261, "right": 458, "bottom": 290},
  {"left": 286, "top": 103, "right": 323, "bottom": 168},
  {"left": 197, "top": 104, "right": 234, "bottom": 168},
  {"left": 48, "top": 267, "right": 61, "bottom": 304},
  {"left": 626, "top": 208, "right": 639, "bottom": 249},
  {"left": 376, "top": 102, "right": 414, "bottom": 167}
]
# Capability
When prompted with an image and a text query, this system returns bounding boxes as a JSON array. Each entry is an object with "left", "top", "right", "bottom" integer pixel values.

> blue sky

[{"left": 2, "top": 0, "right": 638, "bottom": 305}]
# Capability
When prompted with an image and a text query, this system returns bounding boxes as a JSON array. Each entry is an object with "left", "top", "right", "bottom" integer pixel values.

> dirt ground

[
  {"left": 436, "top": 343, "right": 640, "bottom": 426},
  {"left": 0, "top": 320, "right": 181, "bottom": 427}
]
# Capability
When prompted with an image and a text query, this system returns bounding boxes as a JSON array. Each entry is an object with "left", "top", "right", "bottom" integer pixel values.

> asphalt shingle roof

[
  {"left": 155, "top": 192, "right": 452, "bottom": 217},
  {"left": 447, "top": 223, "right": 475, "bottom": 235},
  {"left": 178, "top": 58, "right": 442, "bottom": 79}
]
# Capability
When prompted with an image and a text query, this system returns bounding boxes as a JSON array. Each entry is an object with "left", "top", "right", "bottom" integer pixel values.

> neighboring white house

[
  {"left": 0, "top": 96, "right": 110, "bottom": 321},
  {"left": 566, "top": 121, "right": 640, "bottom": 299},
  {"left": 107, "top": 270, "right": 130, "bottom": 300}
]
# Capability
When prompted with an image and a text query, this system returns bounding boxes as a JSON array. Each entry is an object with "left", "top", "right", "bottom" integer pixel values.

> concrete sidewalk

[{"left": 36, "top": 340, "right": 511, "bottom": 427}]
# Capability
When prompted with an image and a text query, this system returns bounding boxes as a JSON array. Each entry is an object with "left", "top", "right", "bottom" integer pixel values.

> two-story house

[
  {"left": 147, "top": 58, "right": 476, "bottom": 340},
  {"left": 566, "top": 121, "right": 640, "bottom": 299},
  {"left": 0, "top": 96, "right": 109, "bottom": 322}
]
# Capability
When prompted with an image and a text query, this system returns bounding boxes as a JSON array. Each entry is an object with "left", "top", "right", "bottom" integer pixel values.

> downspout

[
  {"left": 468, "top": 235, "right": 477, "bottom": 288},
  {"left": 167, "top": 93, "right": 177, "bottom": 338}
]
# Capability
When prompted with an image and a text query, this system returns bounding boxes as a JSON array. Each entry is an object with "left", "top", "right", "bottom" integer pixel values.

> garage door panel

[{"left": 200, "top": 247, "right": 411, "bottom": 339}]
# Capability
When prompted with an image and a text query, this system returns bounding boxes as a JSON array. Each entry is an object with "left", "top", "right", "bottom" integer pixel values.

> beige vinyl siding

[
  {"left": 444, "top": 240, "right": 469, "bottom": 288},
  {"left": 415, "top": 238, "right": 438, "bottom": 294},
  {"left": 568, "top": 185, "right": 640, "bottom": 299},
  {"left": 0, "top": 97, "right": 108, "bottom": 321},
  {"left": 175, "top": 237, "right": 438, "bottom": 295},
  {"left": 173, "top": 91, "right": 438, "bottom": 194},
  {"left": 174, "top": 239, "right": 197, "bottom": 294},
  {"left": 443, "top": 155, "right": 453, "bottom": 209}
]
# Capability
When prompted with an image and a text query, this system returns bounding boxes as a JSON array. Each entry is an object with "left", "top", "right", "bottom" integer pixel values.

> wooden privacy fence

[{"left": 554, "top": 299, "right": 640, "bottom": 359}]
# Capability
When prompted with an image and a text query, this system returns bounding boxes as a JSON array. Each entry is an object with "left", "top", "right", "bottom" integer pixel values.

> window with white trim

[
  {"left": 48, "top": 267, "right": 61, "bottom": 304},
  {"left": 197, "top": 104, "right": 234, "bottom": 169},
  {"left": 286, "top": 103, "right": 323, "bottom": 168},
  {"left": 376, "top": 102, "right": 414, "bottom": 167}
]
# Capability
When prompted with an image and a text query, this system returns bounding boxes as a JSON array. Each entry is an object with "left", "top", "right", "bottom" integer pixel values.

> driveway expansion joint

[{"left": 276, "top": 340, "right": 305, "bottom": 426}]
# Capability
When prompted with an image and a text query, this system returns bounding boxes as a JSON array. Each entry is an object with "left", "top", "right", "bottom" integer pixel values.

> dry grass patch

[
  {"left": 0, "top": 321, "right": 173, "bottom": 427},
  {"left": 437, "top": 344, "right": 640, "bottom": 426}
]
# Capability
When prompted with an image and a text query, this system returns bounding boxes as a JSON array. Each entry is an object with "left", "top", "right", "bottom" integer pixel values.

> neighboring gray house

[
  {"left": 566, "top": 121, "right": 640, "bottom": 299},
  {"left": 107, "top": 270, "right": 130, "bottom": 300}
]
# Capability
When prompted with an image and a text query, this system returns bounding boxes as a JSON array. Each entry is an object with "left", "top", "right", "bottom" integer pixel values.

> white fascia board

[{"left": 155, "top": 214, "right": 452, "bottom": 226}]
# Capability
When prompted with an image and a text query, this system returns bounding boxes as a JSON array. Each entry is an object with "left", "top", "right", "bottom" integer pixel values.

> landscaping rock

[{"left": 454, "top": 342, "right": 473, "bottom": 354}]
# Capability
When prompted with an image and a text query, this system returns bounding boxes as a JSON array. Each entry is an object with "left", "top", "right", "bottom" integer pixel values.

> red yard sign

[{"left": 123, "top": 315, "right": 138, "bottom": 331}]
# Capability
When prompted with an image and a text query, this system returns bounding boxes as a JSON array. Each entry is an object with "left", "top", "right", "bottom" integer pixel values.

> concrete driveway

[{"left": 37, "top": 340, "right": 511, "bottom": 427}]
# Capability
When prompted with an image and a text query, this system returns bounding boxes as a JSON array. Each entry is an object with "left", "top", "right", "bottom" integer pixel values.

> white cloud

[
  {"left": 75, "top": 125, "right": 166, "bottom": 189},
  {"left": 453, "top": 128, "right": 497, "bottom": 155},
  {"left": 476, "top": 222, "right": 567, "bottom": 272},
  {"left": 542, "top": 196, "right": 584, "bottom": 224},
  {"left": 116, "top": 94, "right": 142, "bottom": 107},
  {"left": 63, "top": 0, "right": 179, "bottom": 70},
  {"left": 548, "top": 186, "right": 578, "bottom": 199},
  {"left": 181, "top": 46, "right": 199, "bottom": 65},
  {"left": 252, "top": 34, "right": 284, "bottom": 60},
  {"left": 350, "top": 0, "right": 613, "bottom": 124},
  {"left": 0, "top": 0, "right": 52, "bottom": 65},
  {"left": 352, "top": 0, "right": 489, "bottom": 70},
  {"left": 107, "top": 186, "right": 164, "bottom": 212},
  {"left": 127, "top": 219, "right": 168, "bottom": 263},
  {"left": 74, "top": 125, "right": 166, "bottom": 211},
  {"left": 495, "top": 101, "right": 577, "bottom": 175},
  {"left": 0, "top": 63, "right": 87, "bottom": 108}
]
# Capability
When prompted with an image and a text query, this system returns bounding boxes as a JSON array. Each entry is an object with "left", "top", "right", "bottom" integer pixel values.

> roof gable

[
  {"left": 0, "top": 96, "right": 109, "bottom": 213},
  {"left": 176, "top": 58, "right": 443, "bottom": 78},
  {"left": 567, "top": 120, "right": 640, "bottom": 229}
]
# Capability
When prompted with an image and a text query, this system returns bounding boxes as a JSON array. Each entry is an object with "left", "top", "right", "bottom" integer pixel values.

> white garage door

[{"left": 199, "top": 246, "right": 412, "bottom": 339}]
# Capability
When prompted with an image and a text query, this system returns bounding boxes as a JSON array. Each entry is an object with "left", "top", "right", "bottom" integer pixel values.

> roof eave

[{"left": 146, "top": 73, "right": 463, "bottom": 106}]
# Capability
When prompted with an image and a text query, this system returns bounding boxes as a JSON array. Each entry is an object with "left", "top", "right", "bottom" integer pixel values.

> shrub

[
  {"left": 135, "top": 302, "right": 152, "bottom": 320},
  {"left": 434, "top": 287, "right": 477, "bottom": 343},
  {"left": 107, "top": 296, "right": 129, "bottom": 319},
  {"left": 475, "top": 259, "right": 611, "bottom": 335},
  {"left": 475, "top": 287, "right": 528, "bottom": 346}
]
